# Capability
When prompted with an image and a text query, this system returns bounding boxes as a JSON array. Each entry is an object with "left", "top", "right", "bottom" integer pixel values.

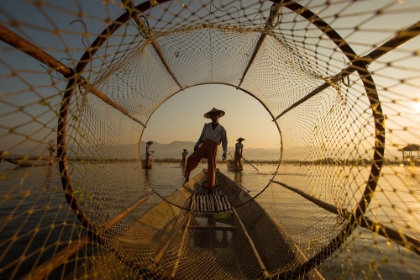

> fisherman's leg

[
  {"left": 234, "top": 153, "right": 239, "bottom": 169},
  {"left": 184, "top": 148, "right": 205, "bottom": 181},
  {"left": 206, "top": 146, "right": 218, "bottom": 190}
]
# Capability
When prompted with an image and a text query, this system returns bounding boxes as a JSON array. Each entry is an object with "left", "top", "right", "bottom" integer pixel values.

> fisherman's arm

[
  {"left": 194, "top": 124, "right": 206, "bottom": 151},
  {"left": 222, "top": 130, "right": 227, "bottom": 160}
]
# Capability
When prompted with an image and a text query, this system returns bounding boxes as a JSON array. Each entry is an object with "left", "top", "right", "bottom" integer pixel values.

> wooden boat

[
  {"left": 142, "top": 159, "right": 153, "bottom": 169},
  {"left": 68, "top": 169, "right": 323, "bottom": 279},
  {"left": 226, "top": 159, "right": 243, "bottom": 172},
  {"left": 3, "top": 158, "right": 50, "bottom": 167}
]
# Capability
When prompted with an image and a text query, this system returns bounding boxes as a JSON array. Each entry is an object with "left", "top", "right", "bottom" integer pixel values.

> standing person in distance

[
  {"left": 181, "top": 149, "right": 188, "bottom": 167},
  {"left": 234, "top": 137, "right": 244, "bottom": 170},
  {"left": 145, "top": 141, "right": 154, "bottom": 169}
]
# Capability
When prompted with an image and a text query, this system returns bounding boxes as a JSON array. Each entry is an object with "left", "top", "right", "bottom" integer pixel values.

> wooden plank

[
  {"left": 200, "top": 196, "right": 205, "bottom": 212},
  {"left": 208, "top": 196, "right": 212, "bottom": 212},
  {"left": 195, "top": 196, "right": 198, "bottom": 211},
  {"left": 221, "top": 196, "right": 229, "bottom": 211},
  {"left": 209, "top": 195, "right": 213, "bottom": 212},
  {"left": 188, "top": 225, "right": 236, "bottom": 231},
  {"left": 205, "top": 196, "right": 210, "bottom": 212},
  {"left": 209, "top": 196, "right": 213, "bottom": 212},
  {"left": 217, "top": 196, "right": 223, "bottom": 212},
  {"left": 194, "top": 196, "right": 198, "bottom": 211},
  {"left": 219, "top": 196, "right": 225, "bottom": 211},
  {"left": 201, "top": 196, "right": 205, "bottom": 212},
  {"left": 218, "top": 187, "right": 225, "bottom": 196},
  {"left": 214, "top": 196, "right": 221, "bottom": 212}
]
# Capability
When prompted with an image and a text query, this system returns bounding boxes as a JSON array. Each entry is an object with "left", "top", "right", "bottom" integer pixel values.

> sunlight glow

[{"left": 412, "top": 101, "right": 420, "bottom": 113}]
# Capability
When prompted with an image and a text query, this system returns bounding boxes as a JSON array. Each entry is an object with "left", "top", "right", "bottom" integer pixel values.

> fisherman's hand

[{"left": 222, "top": 153, "right": 226, "bottom": 161}]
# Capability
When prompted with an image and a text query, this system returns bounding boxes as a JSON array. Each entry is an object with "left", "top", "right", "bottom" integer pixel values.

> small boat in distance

[
  {"left": 226, "top": 159, "right": 243, "bottom": 172},
  {"left": 3, "top": 158, "right": 51, "bottom": 167},
  {"left": 1, "top": 141, "right": 55, "bottom": 168}
]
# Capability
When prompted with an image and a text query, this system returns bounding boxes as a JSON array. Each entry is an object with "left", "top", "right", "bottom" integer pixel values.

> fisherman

[
  {"left": 184, "top": 108, "right": 227, "bottom": 191},
  {"left": 48, "top": 141, "right": 55, "bottom": 165},
  {"left": 145, "top": 141, "right": 154, "bottom": 169},
  {"left": 234, "top": 137, "right": 244, "bottom": 170},
  {"left": 181, "top": 149, "right": 188, "bottom": 167}
]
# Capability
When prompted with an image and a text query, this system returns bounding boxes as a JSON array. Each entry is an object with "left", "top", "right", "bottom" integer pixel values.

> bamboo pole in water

[{"left": 270, "top": 179, "right": 420, "bottom": 256}]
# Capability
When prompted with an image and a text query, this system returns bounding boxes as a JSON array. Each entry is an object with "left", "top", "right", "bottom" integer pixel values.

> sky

[
  {"left": 0, "top": 0, "right": 419, "bottom": 159},
  {"left": 141, "top": 84, "right": 281, "bottom": 149}
]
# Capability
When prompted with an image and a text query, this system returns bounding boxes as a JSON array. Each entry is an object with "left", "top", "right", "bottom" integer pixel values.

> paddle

[{"left": 241, "top": 155, "right": 259, "bottom": 172}]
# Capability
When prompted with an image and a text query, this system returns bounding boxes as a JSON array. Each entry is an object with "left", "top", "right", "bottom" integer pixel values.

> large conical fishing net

[{"left": 1, "top": 0, "right": 420, "bottom": 279}]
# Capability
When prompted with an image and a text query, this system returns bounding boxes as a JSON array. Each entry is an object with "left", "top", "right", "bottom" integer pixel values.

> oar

[
  {"left": 241, "top": 155, "right": 259, "bottom": 172},
  {"left": 227, "top": 151, "right": 234, "bottom": 160}
]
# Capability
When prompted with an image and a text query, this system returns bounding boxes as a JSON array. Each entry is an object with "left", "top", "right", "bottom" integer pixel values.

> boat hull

[
  {"left": 67, "top": 170, "right": 322, "bottom": 279},
  {"left": 226, "top": 160, "right": 243, "bottom": 172}
]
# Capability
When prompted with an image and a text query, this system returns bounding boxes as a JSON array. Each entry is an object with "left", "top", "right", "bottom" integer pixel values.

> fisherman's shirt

[{"left": 195, "top": 123, "right": 228, "bottom": 154}]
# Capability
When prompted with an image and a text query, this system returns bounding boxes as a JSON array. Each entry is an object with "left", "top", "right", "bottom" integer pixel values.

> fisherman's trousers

[{"left": 184, "top": 139, "right": 218, "bottom": 190}]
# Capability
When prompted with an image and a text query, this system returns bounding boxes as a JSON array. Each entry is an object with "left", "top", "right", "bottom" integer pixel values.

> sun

[{"left": 412, "top": 101, "right": 420, "bottom": 113}]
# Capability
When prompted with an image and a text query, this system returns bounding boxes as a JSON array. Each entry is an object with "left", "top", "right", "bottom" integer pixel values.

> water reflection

[
  {"left": 181, "top": 165, "right": 186, "bottom": 178},
  {"left": 144, "top": 167, "right": 151, "bottom": 185},
  {"left": 234, "top": 170, "right": 242, "bottom": 185},
  {"left": 1, "top": 163, "right": 419, "bottom": 279}
]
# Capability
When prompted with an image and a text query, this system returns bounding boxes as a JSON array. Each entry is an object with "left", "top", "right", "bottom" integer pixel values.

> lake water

[{"left": 0, "top": 161, "right": 419, "bottom": 279}]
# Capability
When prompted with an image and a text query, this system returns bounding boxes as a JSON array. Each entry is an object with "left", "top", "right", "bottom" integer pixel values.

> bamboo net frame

[{"left": 1, "top": 0, "right": 420, "bottom": 279}]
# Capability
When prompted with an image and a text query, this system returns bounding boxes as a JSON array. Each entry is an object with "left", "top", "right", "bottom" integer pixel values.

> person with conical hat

[
  {"left": 184, "top": 108, "right": 228, "bottom": 190},
  {"left": 181, "top": 149, "right": 188, "bottom": 167},
  {"left": 145, "top": 141, "right": 154, "bottom": 169},
  {"left": 48, "top": 140, "right": 56, "bottom": 165},
  {"left": 234, "top": 137, "right": 244, "bottom": 170}
]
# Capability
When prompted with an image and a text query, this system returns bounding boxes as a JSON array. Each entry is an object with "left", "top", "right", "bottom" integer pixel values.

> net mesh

[{"left": 1, "top": 0, "right": 420, "bottom": 279}]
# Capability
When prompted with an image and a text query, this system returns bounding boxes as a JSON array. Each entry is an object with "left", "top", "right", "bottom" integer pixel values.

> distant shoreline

[{"left": 2, "top": 155, "right": 418, "bottom": 166}]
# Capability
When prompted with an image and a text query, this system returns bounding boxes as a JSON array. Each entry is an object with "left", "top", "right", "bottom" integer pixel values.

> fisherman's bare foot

[{"left": 184, "top": 177, "right": 189, "bottom": 183}]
